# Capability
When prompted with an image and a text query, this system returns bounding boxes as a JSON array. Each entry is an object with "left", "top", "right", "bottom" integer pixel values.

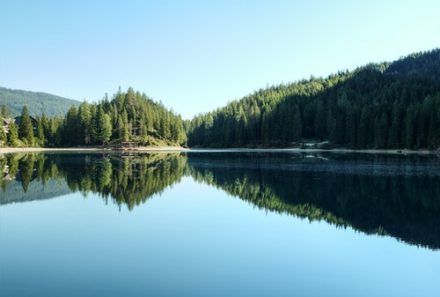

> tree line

[
  {"left": 187, "top": 49, "right": 440, "bottom": 149},
  {"left": 2, "top": 49, "right": 440, "bottom": 149},
  {"left": 0, "top": 88, "right": 186, "bottom": 147}
]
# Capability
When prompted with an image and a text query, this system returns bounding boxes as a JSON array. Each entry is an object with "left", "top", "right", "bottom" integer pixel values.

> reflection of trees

[
  {"left": 55, "top": 153, "right": 187, "bottom": 210},
  {"left": 1, "top": 154, "right": 46, "bottom": 192},
  {"left": 2, "top": 152, "right": 440, "bottom": 249},
  {"left": 187, "top": 153, "right": 440, "bottom": 250},
  {"left": 1, "top": 153, "right": 187, "bottom": 210}
]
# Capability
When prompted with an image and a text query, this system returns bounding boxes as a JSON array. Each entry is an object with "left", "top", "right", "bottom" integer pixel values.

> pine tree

[
  {"left": 345, "top": 105, "right": 357, "bottom": 147},
  {"left": 292, "top": 104, "right": 302, "bottom": 142},
  {"left": 327, "top": 110, "right": 337, "bottom": 145},
  {"left": 7, "top": 122, "right": 19, "bottom": 146},
  {"left": 314, "top": 100, "right": 326, "bottom": 140},
  {"left": 79, "top": 102, "right": 92, "bottom": 145},
  {"left": 18, "top": 106, "right": 34, "bottom": 146},
  {"left": 405, "top": 108, "right": 415, "bottom": 149},
  {"left": 36, "top": 117, "right": 45, "bottom": 146},
  {"left": 375, "top": 112, "right": 388, "bottom": 148},
  {"left": 0, "top": 126, "right": 6, "bottom": 146},
  {"left": 388, "top": 104, "right": 401, "bottom": 148},
  {"left": 96, "top": 107, "right": 112, "bottom": 145}
]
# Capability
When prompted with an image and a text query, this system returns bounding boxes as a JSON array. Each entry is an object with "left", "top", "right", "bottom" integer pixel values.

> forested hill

[
  {"left": 187, "top": 49, "right": 440, "bottom": 149},
  {"left": 56, "top": 88, "right": 187, "bottom": 147},
  {"left": 0, "top": 86, "right": 80, "bottom": 117},
  {"left": 1, "top": 87, "right": 186, "bottom": 147}
]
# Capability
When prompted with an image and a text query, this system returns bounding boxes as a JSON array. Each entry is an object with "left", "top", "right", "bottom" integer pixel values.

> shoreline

[
  {"left": 0, "top": 146, "right": 189, "bottom": 154},
  {"left": 0, "top": 146, "right": 438, "bottom": 155},
  {"left": 187, "top": 147, "right": 438, "bottom": 155}
]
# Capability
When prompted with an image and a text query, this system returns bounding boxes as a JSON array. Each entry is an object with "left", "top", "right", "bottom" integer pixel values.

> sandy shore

[{"left": 0, "top": 146, "right": 189, "bottom": 154}]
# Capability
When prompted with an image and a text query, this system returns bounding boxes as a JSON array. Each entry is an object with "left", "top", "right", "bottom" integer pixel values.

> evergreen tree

[
  {"left": 405, "top": 108, "right": 415, "bottom": 149},
  {"left": 7, "top": 122, "right": 19, "bottom": 146},
  {"left": 18, "top": 106, "right": 34, "bottom": 146},
  {"left": 96, "top": 107, "right": 112, "bottom": 145},
  {"left": 79, "top": 102, "right": 92, "bottom": 145},
  {"left": 388, "top": 104, "right": 401, "bottom": 148},
  {"left": 36, "top": 117, "right": 45, "bottom": 146},
  {"left": 375, "top": 112, "right": 388, "bottom": 148},
  {"left": 292, "top": 105, "right": 302, "bottom": 142},
  {"left": 0, "top": 127, "right": 6, "bottom": 146},
  {"left": 314, "top": 100, "right": 326, "bottom": 140}
]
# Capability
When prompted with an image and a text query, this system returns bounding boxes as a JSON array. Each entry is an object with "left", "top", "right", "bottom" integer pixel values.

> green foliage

[
  {"left": 55, "top": 88, "right": 186, "bottom": 147},
  {"left": 4, "top": 49, "right": 440, "bottom": 149},
  {"left": 7, "top": 122, "right": 19, "bottom": 146},
  {"left": 0, "top": 126, "right": 6, "bottom": 145},
  {"left": 0, "top": 86, "right": 80, "bottom": 117},
  {"left": 187, "top": 49, "right": 440, "bottom": 149},
  {"left": 96, "top": 107, "right": 112, "bottom": 144},
  {"left": 18, "top": 106, "right": 34, "bottom": 146},
  {"left": 35, "top": 116, "right": 45, "bottom": 146}
]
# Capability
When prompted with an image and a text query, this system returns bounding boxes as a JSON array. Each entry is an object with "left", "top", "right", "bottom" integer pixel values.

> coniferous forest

[
  {"left": 188, "top": 49, "right": 440, "bottom": 149},
  {"left": 1, "top": 88, "right": 186, "bottom": 147},
  {"left": 2, "top": 49, "right": 440, "bottom": 149}
]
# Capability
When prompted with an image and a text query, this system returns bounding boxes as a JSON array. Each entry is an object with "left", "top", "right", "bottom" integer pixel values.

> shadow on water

[{"left": 1, "top": 152, "right": 440, "bottom": 250}]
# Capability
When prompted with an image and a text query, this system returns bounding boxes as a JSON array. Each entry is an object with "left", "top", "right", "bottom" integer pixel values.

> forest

[
  {"left": 188, "top": 49, "right": 440, "bottom": 149},
  {"left": 0, "top": 86, "right": 80, "bottom": 117},
  {"left": 1, "top": 49, "right": 440, "bottom": 149},
  {"left": 0, "top": 88, "right": 186, "bottom": 147}
]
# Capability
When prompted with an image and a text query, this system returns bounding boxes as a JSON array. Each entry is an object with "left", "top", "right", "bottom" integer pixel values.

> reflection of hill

[
  {"left": 0, "top": 179, "right": 71, "bottom": 205},
  {"left": 2, "top": 152, "right": 440, "bottom": 250},
  {"left": 53, "top": 153, "right": 187, "bottom": 210},
  {"left": 187, "top": 153, "right": 440, "bottom": 250},
  {"left": 0, "top": 153, "right": 187, "bottom": 210}
]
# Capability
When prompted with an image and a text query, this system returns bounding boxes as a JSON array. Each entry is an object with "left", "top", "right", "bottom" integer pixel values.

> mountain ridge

[{"left": 0, "top": 86, "right": 80, "bottom": 117}]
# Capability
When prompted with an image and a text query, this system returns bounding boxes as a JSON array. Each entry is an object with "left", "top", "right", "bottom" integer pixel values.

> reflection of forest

[
  {"left": 1, "top": 152, "right": 440, "bottom": 249},
  {"left": 0, "top": 153, "right": 187, "bottom": 210},
  {"left": 188, "top": 153, "right": 440, "bottom": 250}
]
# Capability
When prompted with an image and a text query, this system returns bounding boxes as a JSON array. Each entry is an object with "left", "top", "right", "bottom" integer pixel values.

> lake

[{"left": 1, "top": 152, "right": 439, "bottom": 297}]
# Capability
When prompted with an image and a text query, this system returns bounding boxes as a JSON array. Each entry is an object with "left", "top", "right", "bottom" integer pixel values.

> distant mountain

[{"left": 0, "top": 86, "right": 80, "bottom": 117}]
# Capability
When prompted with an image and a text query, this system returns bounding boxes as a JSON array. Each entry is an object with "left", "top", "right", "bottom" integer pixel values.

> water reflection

[
  {"left": 1, "top": 152, "right": 440, "bottom": 250},
  {"left": 0, "top": 153, "right": 186, "bottom": 210}
]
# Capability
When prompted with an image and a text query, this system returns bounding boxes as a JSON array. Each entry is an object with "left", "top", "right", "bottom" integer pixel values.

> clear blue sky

[{"left": 1, "top": 0, "right": 439, "bottom": 119}]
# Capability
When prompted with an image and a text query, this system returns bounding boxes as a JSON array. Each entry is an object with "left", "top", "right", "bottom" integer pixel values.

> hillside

[
  {"left": 0, "top": 87, "right": 186, "bottom": 148},
  {"left": 56, "top": 87, "right": 187, "bottom": 147},
  {"left": 187, "top": 49, "right": 440, "bottom": 149},
  {"left": 0, "top": 86, "right": 80, "bottom": 117}
]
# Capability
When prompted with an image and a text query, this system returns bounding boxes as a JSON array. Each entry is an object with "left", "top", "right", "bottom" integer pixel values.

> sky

[{"left": 1, "top": 0, "right": 439, "bottom": 119}]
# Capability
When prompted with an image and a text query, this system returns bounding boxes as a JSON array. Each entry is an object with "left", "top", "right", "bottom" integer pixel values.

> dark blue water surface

[{"left": 1, "top": 152, "right": 439, "bottom": 297}]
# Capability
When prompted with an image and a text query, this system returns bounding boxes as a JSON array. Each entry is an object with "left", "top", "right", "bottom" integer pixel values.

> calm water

[{"left": 0, "top": 152, "right": 439, "bottom": 297}]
